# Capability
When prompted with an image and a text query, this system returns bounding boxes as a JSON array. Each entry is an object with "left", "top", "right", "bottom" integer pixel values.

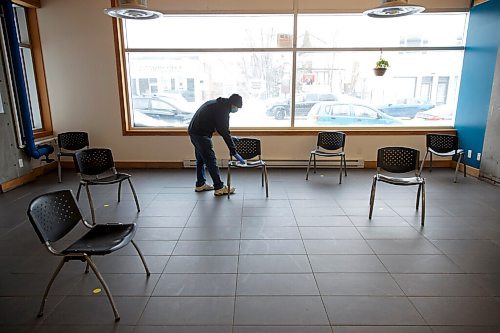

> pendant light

[
  {"left": 104, "top": 0, "right": 162, "bottom": 20},
  {"left": 364, "top": 0, "right": 425, "bottom": 18}
]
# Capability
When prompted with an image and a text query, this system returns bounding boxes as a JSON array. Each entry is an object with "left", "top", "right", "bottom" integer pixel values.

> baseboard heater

[{"left": 183, "top": 159, "right": 364, "bottom": 169}]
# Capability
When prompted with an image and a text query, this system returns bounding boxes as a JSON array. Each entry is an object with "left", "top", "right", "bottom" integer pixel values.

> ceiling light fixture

[
  {"left": 104, "top": 0, "right": 162, "bottom": 20},
  {"left": 364, "top": 0, "right": 425, "bottom": 18}
]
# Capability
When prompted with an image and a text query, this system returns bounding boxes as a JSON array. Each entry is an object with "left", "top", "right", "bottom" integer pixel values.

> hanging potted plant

[{"left": 374, "top": 57, "right": 389, "bottom": 76}]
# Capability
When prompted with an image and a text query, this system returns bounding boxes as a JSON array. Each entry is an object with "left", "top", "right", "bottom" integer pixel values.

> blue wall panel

[{"left": 455, "top": 0, "right": 500, "bottom": 169}]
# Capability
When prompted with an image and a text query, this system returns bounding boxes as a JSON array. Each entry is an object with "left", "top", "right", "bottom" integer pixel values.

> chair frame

[
  {"left": 57, "top": 132, "right": 89, "bottom": 183},
  {"left": 27, "top": 190, "right": 150, "bottom": 321},
  {"left": 419, "top": 133, "right": 466, "bottom": 183},
  {"left": 74, "top": 148, "right": 140, "bottom": 224},
  {"left": 306, "top": 131, "right": 347, "bottom": 184},
  {"left": 227, "top": 138, "right": 269, "bottom": 198},
  {"left": 369, "top": 147, "right": 426, "bottom": 226}
]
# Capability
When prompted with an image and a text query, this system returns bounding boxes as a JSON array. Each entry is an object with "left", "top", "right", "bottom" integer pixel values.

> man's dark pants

[{"left": 189, "top": 133, "right": 224, "bottom": 190}]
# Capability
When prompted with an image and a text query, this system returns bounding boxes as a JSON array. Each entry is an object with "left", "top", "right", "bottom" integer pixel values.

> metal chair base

[
  {"left": 227, "top": 162, "right": 269, "bottom": 199},
  {"left": 369, "top": 176, "right": 426, "bottom": 226},
  {"left": 305, "top": 151, "right": 347, "bottom": 184},
  {"left": 76, "top": 179, "right": 140, "bottom": 224}
]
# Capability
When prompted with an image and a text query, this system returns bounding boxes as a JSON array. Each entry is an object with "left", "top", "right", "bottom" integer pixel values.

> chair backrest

[
  {"left": 317, "top": 131, "right": 346, "bottom": 151},
  {"left": 74, "top": 148, "right": 115, "bottom": 176},
  {"left": 426, "top": 133, "right": 459, "bottom": 154},
  {"left": 377, "top": 147, "right": 420, "bottom": 174},
  {"left": 58, "top": 132, "right": 89, "bottom": 151},
  {"left": 235, "top": 138, "right": 261, "bottom": 160},
  {"left": 27, "top": 190, "right": 83, "bottom": 243}
]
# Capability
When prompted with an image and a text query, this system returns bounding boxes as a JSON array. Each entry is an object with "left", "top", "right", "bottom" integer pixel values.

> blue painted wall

[{"left": 455, "top": 0, "right": 500, "bottom": 169}]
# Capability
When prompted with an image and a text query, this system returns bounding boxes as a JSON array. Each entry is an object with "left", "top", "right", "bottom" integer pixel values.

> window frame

[
  {"left": 13, "top": 0, "right": 52, "bottom": 139},
  {"left": 112, "top": 10, "right": 465, "bottom": 137}
]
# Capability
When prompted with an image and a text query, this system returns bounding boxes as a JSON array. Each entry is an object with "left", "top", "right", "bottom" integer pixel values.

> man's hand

[{"left": 234, "top": 153, "right": 246, "bottom": 165}]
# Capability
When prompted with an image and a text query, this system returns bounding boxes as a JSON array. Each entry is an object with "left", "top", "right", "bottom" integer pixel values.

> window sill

[
  {"left": 34, "top": 130, "right": 53, "bottom": 139},
  {"left": 123, "top": 127, "right": 457, "bottom": 136}
]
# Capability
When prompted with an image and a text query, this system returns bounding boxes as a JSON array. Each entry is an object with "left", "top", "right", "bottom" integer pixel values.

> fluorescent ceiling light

[
  {"left": 364, "top": 0, "right": 425, "bottom": 18},
  {"left": 104, "top": 0, "right": 162, "bottom": 20}
]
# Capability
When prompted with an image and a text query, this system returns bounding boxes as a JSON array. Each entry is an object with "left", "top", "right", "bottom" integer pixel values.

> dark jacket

[{"left": 188, "top": 97, "right": 236, "bottom": 155}]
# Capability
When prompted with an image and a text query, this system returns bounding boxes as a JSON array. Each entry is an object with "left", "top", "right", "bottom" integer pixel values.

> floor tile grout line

[
  {"left": 290, "top": 196, "right": 335, "bottom": 327},
  {"left": 132, "top": 194, "right": 198, "bottom": 326},
  {"left": 232, "top": 190, "right": 245, "bottom": 332},
  {"left": 361, "top": 219, "right": 432, "bottom": 327}
]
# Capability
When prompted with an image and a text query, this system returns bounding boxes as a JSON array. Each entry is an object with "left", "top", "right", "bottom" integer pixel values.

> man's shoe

[
  {"left": 195, "top": 183, "right": 214, "bottom": 192},
  {"left": 214, "top": 186, "right": 236, "bottom": 196}
]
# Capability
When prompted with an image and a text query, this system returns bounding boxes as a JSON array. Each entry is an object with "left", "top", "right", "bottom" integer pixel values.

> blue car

[{"left": 307, "top": 101, "right": 402, "bottom": 126}]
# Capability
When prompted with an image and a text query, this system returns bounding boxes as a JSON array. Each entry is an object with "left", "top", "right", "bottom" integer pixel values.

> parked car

[
  {"left": 266, "top": 93, "right": 340, "bottom": 120},
  {"left": 415, "top": 104, "right": 454, "bottom": 121},
  {"left": 133, "top": 111, "right": 170, "bottom": 127},
  {"left": 377, "top": 102, "right": 435, "bottom": 119},
  {"left": 131, "top": 95, "right": 195, "bottom": 126},
  {"left": 307, "top": 101, "right": 402, "bottom": 126}
]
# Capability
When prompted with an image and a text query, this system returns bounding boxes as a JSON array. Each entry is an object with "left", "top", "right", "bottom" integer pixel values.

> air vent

[
  {"left": 104, "top": 0, "right": 162, "bottom": 20},
  {"left": 364, "top": 0, "right": 425, "bottom": 18}
]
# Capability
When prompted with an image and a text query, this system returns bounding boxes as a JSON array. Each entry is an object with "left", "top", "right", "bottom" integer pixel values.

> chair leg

[
  {"left": 305, "top": 153, "right": 313, "bottom": 180},
  {"left": 454, "top": 153, "right": 463, "bottom": 183},
  {"left": 264, "top": 165, "right": 269, "bottom": 198},
  {"left": 416, "top": 184, "right": 422, "bottom": 210},
  {"left": 369, "top": 176, "right": 377, "bottom": 219},
  {"left": 84, "top": 255, "right": 120, "bottom": 321},
  {"left": 462, "top": 153, "right": 467, "bottom": 178},
  {"left": 339, "top": 156, "right": 343, "bottom": 184},
  {"left": 118, "top": 181, "right": 122, "bottom": 202},
  {"left": 84, "top": 259, "right": 90, "bottom": 274},
  {"left": 313, "top": 154, "right": 317, "bottom": 174},
  {"left": 85, "top": 185, "right": 96, "bottom": 225},
  {"left": 429, "top": 152, "right": 433, "bottom": 172},
  {"left": 419, "top": 151, "right": 429, "bottom": 176},
  {"left": 261, "top": 166, "right": 264, "bottom": 187},
  {"left": 131, "top": 240, "right": 151, "bottom": 276},
  {"left": 343, "top": 154, "right": 348, "bottom": 176},
  {"left": 57, "top": 155, "right": 62, "bottom": 183},
  {"left": 128, "top": 179, "right": 140, "bottom": 212},
  {"left": 227, "top": 165, "right": 231, "bottom": 199},
  {"left": 421, "top": 181, "right": 426, "bottom": 226},
  {"left": 37, "top": 258, "right": 66, "bottom": 317},
  {"left": 76, "top": 182, "right": 83, "bottom": 201}
]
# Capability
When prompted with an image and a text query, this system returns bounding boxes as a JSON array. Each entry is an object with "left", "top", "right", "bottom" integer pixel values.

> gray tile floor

[{"left": 1, "top": 168, "right": 500, "bottom": 332}]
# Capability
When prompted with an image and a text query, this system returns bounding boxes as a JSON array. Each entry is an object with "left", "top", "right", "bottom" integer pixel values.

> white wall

[{"left": 37, "top": 0, "right": 465, "bottom": 163}]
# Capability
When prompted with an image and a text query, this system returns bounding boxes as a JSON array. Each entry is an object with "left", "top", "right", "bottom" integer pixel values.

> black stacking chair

[
  {"left": 369, "top": 147, "right": 426, "bottom": 226},
  {"left": 227, "top": 138, "right": 268, "bottom": 198},
  {"left": 27, "top": 190, "right": 150, "bottom": 321},
  {"left": 306, "top": 131, "right": 347, "bottom": 184},
  {"left": 57, "top": 132, "right": 89, "bottom": 183},
  {"left": 74, "top": 148, "right": 140, "bottom": 224},
  {"left": 420, "top": 133, "right": 466, "bottom": 183}
]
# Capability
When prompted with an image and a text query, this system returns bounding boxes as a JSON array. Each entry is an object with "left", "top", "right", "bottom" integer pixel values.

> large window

[
  {"left": 121, "top": 13, "right": 467, "bottom": 130},
  {"left": 12, "top": 3, "right": 52, "bottom": 138}
]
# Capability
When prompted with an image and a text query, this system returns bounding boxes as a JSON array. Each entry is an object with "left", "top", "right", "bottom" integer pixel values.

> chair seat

[
  {"left": 83, "top": 173, "right": 131, "bottom": 185},
  {"left": 428, "top": 148, "right": 464, "bottom": 157},
  {"left": 63, "top": 223, "right": 136, "bottom": 255},
  {"left": 377, "top": 174, "right": 424, "bottom": 186},
  {"left": 228, "top": 160, "right": 266, "bottom": 168},
  {"left": 312, "top": 149, "right": 344, "bottom": 157}
]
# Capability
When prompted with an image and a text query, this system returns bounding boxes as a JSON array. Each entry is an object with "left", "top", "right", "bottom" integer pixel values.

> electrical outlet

[
  {"left": 18, "top": 159, "right": 23, "bottom": 168},
  {"left": 467, "top": 150, "right": 472, "bottom": 158},
  {"left": 477, "top": 153, "right": 481, "bottom": 161}
]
